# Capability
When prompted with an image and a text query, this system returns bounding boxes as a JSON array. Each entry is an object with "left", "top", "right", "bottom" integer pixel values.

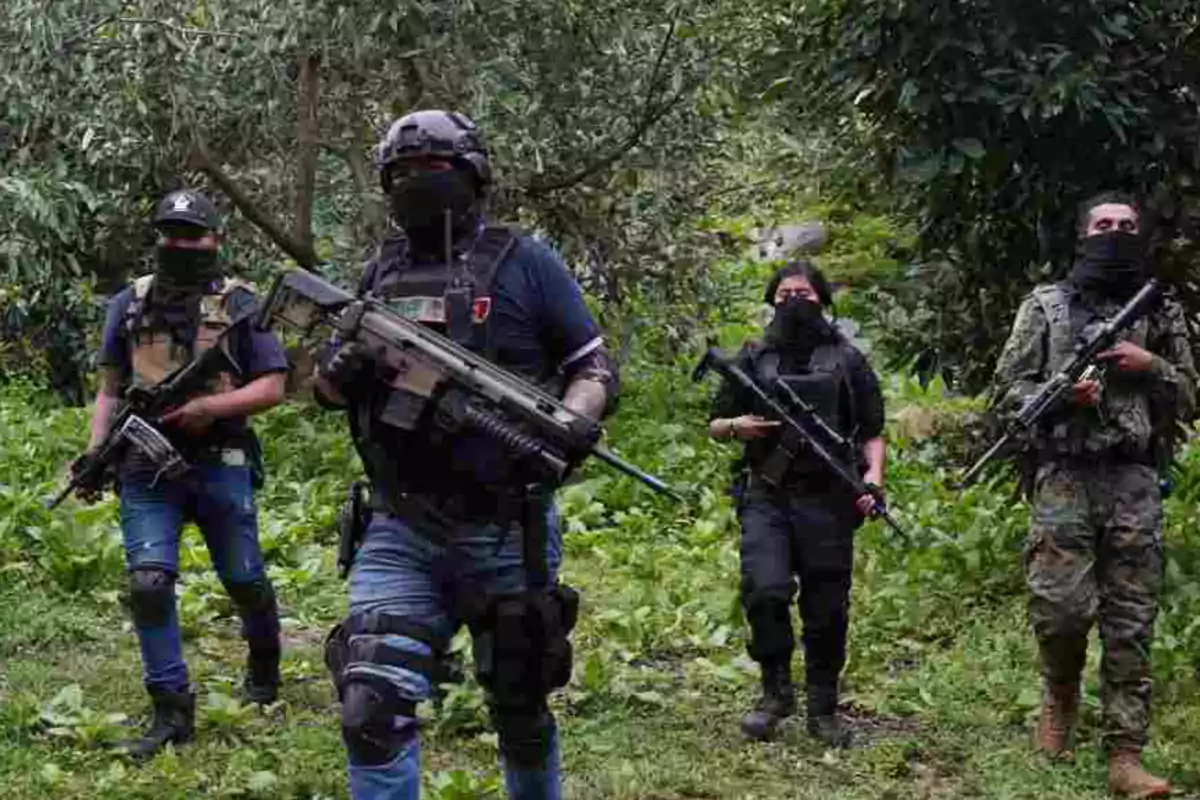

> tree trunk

[{"left": 295, "top": 52, "right": 321, "bottom": 253}]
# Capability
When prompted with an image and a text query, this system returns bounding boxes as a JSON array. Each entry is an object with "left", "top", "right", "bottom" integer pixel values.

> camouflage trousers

[{"left": 1024, "top": 459, "right": 1164, "bottom": 751}]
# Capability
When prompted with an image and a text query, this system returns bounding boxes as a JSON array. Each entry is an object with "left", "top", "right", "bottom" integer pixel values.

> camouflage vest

[
  {"left": 1032, "top": 282, "right": 1156, "bottom": 458},
  {"left": 125, "top": 274, "right": 250, "bottom": 393}
]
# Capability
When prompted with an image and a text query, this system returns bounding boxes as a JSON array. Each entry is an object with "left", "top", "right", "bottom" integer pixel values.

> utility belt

[
  {"left": 370, "top": 484, "right": 533, "bottom": 528},
  {"left": 119, "top": 434, "right": 264, "bottom": 489},
  {"left": 1034, "top": 442, "right": 1156, "bottom": 469},
  {"left": 335, "top": 479, "right": 550, "bottom": 578}
]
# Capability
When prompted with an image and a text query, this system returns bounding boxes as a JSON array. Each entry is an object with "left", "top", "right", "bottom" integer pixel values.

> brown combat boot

[
  {"left": 1107, "top": 749, "right": 1171, "bottom": 798},
  {"left": 1034, "top": 680, "right": 1079, "bottom": 758}
]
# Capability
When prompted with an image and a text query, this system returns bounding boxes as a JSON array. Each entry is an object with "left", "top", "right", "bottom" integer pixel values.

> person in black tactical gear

[
  {"left": 316, "top": 110, "right": 617, "bottom": 800},
  {"left": 85, "top": 189, "right": 289, "bottom": 760},
  {"left": 708, "top": 260, "right": 886, "bottom": 747}
]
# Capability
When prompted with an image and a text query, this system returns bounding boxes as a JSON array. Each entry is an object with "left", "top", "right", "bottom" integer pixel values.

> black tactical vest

[
  {"left": 744, "top": 341, "right": 859, "bottom": 483},
  {"left": 350, "top": 225, "right": 525, "bottom": 504}
]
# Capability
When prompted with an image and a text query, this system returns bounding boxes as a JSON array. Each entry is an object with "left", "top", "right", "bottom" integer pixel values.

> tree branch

[
  {"left": 523, "top": 12, "right": 686, "bottom": 197},
  {"left": 294, "top": 52, "right": 321, "bottom": 252},
  {"left": 187, "top": 147, "right": 319, "bottom": 269}
]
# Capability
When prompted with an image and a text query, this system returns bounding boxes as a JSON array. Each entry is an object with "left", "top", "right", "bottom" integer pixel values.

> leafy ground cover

[{"left": 2, "top": 254, "right": 1200, "bottom": 798}]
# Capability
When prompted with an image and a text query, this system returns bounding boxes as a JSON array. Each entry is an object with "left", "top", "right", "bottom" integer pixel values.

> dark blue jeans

[
  {"left": 119, "top": 463, "right": 272, "bottom": 692},
  {"left": 344, "top": 506, "right": 563, "bottom": 800}
]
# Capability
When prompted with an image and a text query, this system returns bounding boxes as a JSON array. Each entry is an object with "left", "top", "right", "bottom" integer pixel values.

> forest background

[{"left": 3, "top": 1, "right": 1200, "bottom": 798}]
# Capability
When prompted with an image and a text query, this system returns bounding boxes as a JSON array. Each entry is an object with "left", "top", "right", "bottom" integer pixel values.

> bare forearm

[
  {"left": 89, "top": 392, "right": 121, "bottom": 450},
  {"left": 862, "top": 437, "right": 885, "bottom": 483},
  {"left": 87, "top": 370, "right": 123, "bottom": 450},
  {"left": 203, "top": 373, "right": 287, "bottom": 419}
]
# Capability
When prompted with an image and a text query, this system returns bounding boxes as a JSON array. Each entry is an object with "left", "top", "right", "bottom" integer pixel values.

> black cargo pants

[{"left": 737, "top": 473, "right": 859, "bottom": 690}]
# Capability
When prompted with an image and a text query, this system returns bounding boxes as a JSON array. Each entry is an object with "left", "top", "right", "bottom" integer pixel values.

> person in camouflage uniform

[{"left": 993, "top": 192, "right": 1196, "bottom": 798}]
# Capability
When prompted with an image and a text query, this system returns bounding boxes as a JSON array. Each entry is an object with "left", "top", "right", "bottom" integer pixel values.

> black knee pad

[
  {"left": 128, "top": 566, "right": 176, "bottom": 628},
  {"left": 227, "top": 577, "right": 280, "bottom": 648},
  {"left": 743, "top": 590, "right": 794, "bottom": 664},
  {"left": 471, "top": 585, "right": 579, "bottom": 701},
  {"left": 227, "top": 577, "right": 277, "bottom": 616},
  {"left": 491, "top": 699, "right": 556, "bottom": 768},
  {"left": 341, "top": 678, "right": 417, "bottom": 766}
]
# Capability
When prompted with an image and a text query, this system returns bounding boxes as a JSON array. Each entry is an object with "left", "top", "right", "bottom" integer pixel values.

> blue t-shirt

[
  {"left": 354, "top": 230, "right": 604, "bottom": 489},
  {"left": 98, "top": 279, "right": 288, "bottom": 452}
]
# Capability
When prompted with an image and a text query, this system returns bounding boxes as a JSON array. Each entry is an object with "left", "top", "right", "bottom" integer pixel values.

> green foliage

[{"left": 764, "top": 0, "right": 1200, "bottom": 389}]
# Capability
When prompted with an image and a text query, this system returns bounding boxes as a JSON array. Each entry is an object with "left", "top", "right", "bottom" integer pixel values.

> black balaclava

[
  {"left": 765, "top": 295, "right": 835, "bottom": 362},
  {"left": 151, "top": 243, "right": 222, "bottom": 347},
  {"left": 154, "top": 245, "right": 223, "bottom": 293},
  {"left": 388, "top": 167, "right": 479, "bottom": 257},
  {"left": 1069, "top": 230, "right": 1147, "bottom": 301}
]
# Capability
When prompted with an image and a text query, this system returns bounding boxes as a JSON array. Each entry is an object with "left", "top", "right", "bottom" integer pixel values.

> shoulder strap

[
  {"left": 467, "top": 226, "right": 520, "bottom": 358},
  {"left": 1032, "top": 283, "right": 1073, "bottom": 366},
  {"left": 469, "top": 226, "right": 519, "bottom": 292},
  {"left": 805, "top": 341, "right": 859, "bottom": 439},
  {"left": 365, "top": 231, "right": 412, "bottom": 294},
  {"left": 125, "top": 274, "right": 157, "bottom": 343}
]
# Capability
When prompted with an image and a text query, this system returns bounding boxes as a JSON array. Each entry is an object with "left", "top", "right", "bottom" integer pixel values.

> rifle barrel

[{"left": 593, "top": 445, "right": 682, "bottom": 500}]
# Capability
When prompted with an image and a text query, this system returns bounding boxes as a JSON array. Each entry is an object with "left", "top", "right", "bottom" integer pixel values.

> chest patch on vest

[
  {"left": 388, "top": 295, "right": 446, "bottom": 324},
  {"left": 472, "top": 296, "right": 492, "bottom": 324}
]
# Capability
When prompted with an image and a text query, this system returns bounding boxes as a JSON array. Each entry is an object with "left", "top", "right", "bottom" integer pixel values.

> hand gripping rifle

[
  {"left": 47, "top": 309, "right": 255, "bottom": 510},
  {"left": 693, "top": 347, "right": 908, "bottom": 540},
  {"left": 959, "top": 278, "right": 1163, "bottom": 488},
  {"left": 46, "top": 324, "right": 247, "bottom": 509},
  {"left": 255, "top": 268, "right": 679, "bottom": 499}
]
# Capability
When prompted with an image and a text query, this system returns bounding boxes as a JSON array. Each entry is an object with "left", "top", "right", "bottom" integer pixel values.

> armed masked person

[
  {"left": 83, "top": 190, "right": 289, "bottom": 759},
  {"left": 315, "top": 110, "right": 617, "bottom": 800},
  {"left": 992, "top": 192, "right": 1196, "bottom": 799},
  {"left": 708, "top": 261, "right": 886, "bottom": 747}
]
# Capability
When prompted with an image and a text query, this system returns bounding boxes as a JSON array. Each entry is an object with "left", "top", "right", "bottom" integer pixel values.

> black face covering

[
  {"left": 154, "top": 246, "right": 223, "bottom": 293},
  {"left": 389, "top": 169, "right": 479, "bottom": 255},
  {"left": 765, "top": 296, "right": 833, "bottom": 354},
  {"left": 1070, "top": 231, "right": 1146, "bottom": 300}
]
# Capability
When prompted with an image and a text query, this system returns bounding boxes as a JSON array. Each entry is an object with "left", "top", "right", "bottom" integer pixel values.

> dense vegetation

[{"left": 3, "top": 1, "right": 1200, "bottom": 798}]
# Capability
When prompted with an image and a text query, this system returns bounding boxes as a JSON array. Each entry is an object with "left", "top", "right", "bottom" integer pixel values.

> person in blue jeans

[
  {"left": 315, "top": 110, "right": 617, "bottom": 800},
  {"left": 85, "top": 189, "right": 289, "bottom": 759}
]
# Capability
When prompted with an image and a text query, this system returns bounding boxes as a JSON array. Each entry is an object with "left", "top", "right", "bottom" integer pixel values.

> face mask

[
  {"left": 389, "top": 169, "right": 479, "bottom": 254},
  {"left": 766, "top": 296, "right": 831, "bottom": 349},
  {"left": 1070, "top": 231, "right": 1146, "bottom": 299},
  {"left": 154, "top": 246, "right": 223, "bottom": 292}
]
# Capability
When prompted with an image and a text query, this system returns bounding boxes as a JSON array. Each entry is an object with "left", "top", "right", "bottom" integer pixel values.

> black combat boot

[
  {"left": 741, "top": 661, "right": 796, "bottom": 741},
  {"left": 122, "top": 687, "right": 195, "bottom": 760},
  {"left": 806, "top": 683, "right": 852, "bottom": 748},
  {"left": 242, "top": 645, "right": 281, "bottom": 705}
]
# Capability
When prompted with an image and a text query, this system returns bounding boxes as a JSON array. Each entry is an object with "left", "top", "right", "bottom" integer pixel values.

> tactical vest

[
  {"left": 124, "top": 274, "right": 249, "bottom": 393},
  {"left": 364, "top": 226, "right": 518, "bottom": 358},
  {"left": 746, "top": 341, "right": 859, "bottom": 483},
  {"left": 352, "top": 225, "right": 526, "bottom": 506},
  {"left": 1030, "top": 282, "right": 1157, "bottom": 459}
]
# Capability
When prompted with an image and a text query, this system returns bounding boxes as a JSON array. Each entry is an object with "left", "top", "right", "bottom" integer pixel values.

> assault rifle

[
  {"left": 693, "top": 347, "right": 908, "bottom": 540},
  {"left": 959, "top": 278, "right": 1163, "bottom": 488},
  {"left": 255, "top": 268, "right": 679, "bottom": 499},
  {"left": 46, "top": 329, "right": 244, "bottom": 509}
]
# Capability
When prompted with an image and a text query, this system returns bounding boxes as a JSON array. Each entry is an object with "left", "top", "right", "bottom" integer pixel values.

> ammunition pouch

[{"left": 468, "top": 584, "right": 580, "bottom": 702}]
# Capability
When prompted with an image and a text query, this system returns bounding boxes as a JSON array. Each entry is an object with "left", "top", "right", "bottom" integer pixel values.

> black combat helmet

[
  {"left": 151, "top": 189, "right": 220, "bottom": 230},
  {"left": 375, "top": 110, "right": 491, "bottom": 193}
]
